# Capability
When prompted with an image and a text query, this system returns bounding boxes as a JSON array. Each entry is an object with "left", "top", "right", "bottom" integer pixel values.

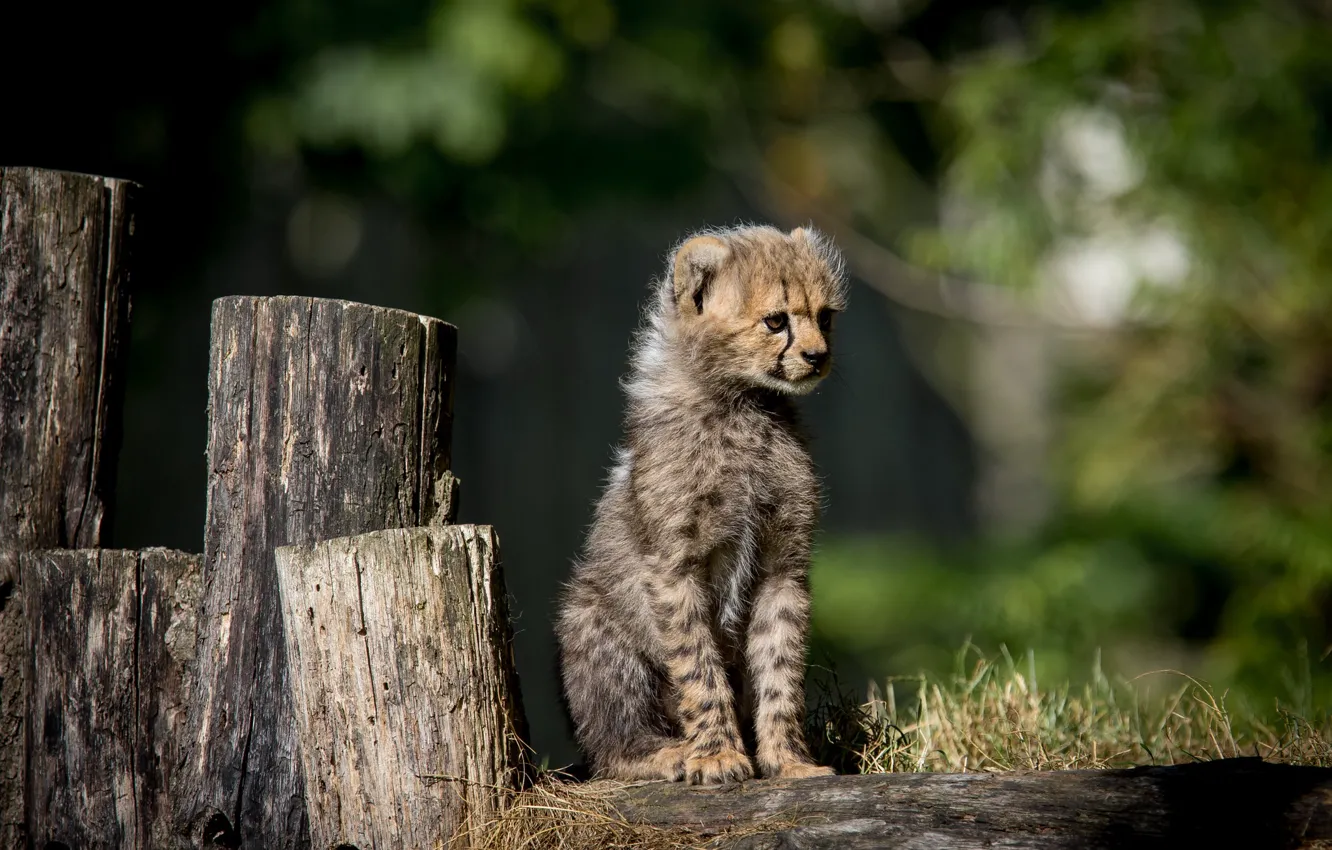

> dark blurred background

[{"left": 5, "top": 0, "right": 1331, "bottom": 768}]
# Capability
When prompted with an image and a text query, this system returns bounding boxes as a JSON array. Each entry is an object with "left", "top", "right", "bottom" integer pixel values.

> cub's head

[{"left": 662, "top": 224, "right": 848, "bottom": 395}]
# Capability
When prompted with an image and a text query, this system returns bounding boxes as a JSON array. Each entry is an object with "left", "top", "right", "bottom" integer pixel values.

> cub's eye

[
  {"left": 764, "top": 313, "right": 788, "bottom": 332},
  {"left": 817, "top": 309, "right": 834, "bottom": 332}
]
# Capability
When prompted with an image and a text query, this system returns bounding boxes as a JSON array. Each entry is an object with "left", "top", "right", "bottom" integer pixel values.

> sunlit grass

[{"left": 808, "top": 644, "right": 1332, "bottom": 775}]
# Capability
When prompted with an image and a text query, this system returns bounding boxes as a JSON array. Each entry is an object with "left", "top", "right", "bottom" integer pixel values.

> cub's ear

[
  {"left": 790, "top": 225, "right": 821, "bottom": 244},
  {"left": 672, "top": 235, "right": 730, "bottom": 315}
]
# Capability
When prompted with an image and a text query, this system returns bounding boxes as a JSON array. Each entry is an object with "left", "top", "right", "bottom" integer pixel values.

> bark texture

[
  {"left": 178, "top": 296, "right": 458, "bottom": 848},
  {"left": 23, "top": 548, "right": 200, "bottom": 850},
  {"left": 276, "top": 525, "right": 528, "bottom": 850},
  {"left": 610, "top": 758, "right": 1332, "bottom": 849},
  {"left": 0, "top": 167, "right": 137, "bottom": 849}
]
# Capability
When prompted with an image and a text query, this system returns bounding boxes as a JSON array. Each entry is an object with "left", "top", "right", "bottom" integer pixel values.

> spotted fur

[{"left": 556, "top": 223, "right": 847, "bottom": 784}]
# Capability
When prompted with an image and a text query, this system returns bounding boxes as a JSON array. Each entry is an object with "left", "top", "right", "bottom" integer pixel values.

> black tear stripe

[
  {"left": 777, "top": 324, "right": 794, "bottom": 371},
  {"left": 775, "top": 276, "right": 793, "bottom": 371}
]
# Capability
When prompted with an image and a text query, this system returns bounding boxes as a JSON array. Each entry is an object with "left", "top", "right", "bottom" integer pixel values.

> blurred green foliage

[
  {"left": 883, "top": 0, "right": 1332, "bottom": 707},
  {"left": 240, "top": 0, "right": 951, "bottom": 269},
  {"left": 809, "top": 533, "right": 1169, "bottom": 688},
  {"left": 238, "top": 0, "right": 1332, "bottom": 708}
]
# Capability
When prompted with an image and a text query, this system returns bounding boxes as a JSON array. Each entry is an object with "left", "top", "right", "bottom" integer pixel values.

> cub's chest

[
  {"left": 696, "top": 416, "right": 811, "bottom": 511},
  {"left": 721, "top": 410, "right": 808, "bottom": 473}
]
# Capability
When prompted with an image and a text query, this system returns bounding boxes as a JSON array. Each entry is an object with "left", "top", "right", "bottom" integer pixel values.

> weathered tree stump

[
  {"left": 178, "top": 296, "right": 458, "bottom": 848},
  {"left": 275, "top": 525, "right": 528, "bottom": 850},
  {"left": 0, "top": 167, "right": 137, "bottom": 849},
  {"left": 0, "top": 167, "right": 136, "bottom": 549},
  {"left": 608, "top": 758, "right": 1332, "bottom": 848},
  {"left": 23, "top": 548, "right": 200, "bottom": 850}
]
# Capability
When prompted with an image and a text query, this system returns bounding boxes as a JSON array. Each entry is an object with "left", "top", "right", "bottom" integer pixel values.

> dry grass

[
  {"left": 451, "top": 771, "right": 700, "bottom": 850},
  {"left": 452, "top": 768, "right": 793, "bottom": 850},
  {"left": 808, "top": 646, "right": 1332, "bottom": 775}
]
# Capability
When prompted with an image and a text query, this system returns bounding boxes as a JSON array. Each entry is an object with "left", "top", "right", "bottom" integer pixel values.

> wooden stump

[
  {"left": 275, "top": 526, "right": 528, "bottom": 850},
  {"left": 608, "top": 759, "right": 1332, "bottom": 848},
  {"left": 0, "top": 167, "right": 136, "bottom": 549},
  {"left": 0, "top": 167, "right": 138, "bottom": 849},
  {"left": 23, "top": 548, "right": 200, "bottom": 850},
  {"left": 178, "top": 297, "right": 458, "bottom": 848},
  {"left": 0, "top": 551, "right": 22, "bottom": 846}
]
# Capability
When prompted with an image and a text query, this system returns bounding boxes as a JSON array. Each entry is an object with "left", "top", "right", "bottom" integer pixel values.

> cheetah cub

[{"left": 557, "top": 223, "right": 846, "bottom": 785}]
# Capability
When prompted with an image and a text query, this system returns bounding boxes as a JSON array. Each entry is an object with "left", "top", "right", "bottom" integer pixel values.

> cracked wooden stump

[
  {"left": 0, "top": 166, "right": 137, "bottom": 849},
  {"left": 275, "top": 525, "right": 528, "bottom": 850},
  {"left": 177, "top": 297, "right": 459, "bottom": 848}
]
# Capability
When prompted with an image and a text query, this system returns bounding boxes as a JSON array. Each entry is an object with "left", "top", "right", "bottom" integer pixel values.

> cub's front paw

[{"left": 684, "top": 745, "right": 754, "bottom": 786}]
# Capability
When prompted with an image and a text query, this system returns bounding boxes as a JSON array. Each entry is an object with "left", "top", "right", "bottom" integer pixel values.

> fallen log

[{"left": 609, "top": 758, "right": 1332, "bottom": 849}]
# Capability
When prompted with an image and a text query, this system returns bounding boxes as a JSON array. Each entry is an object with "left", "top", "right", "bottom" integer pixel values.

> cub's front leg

[
  {"left": 746, "top": 550, "right": 835, "bottom": 779},
  {"left": 650, "top": 567, "right": 754, "bottom": 785}
]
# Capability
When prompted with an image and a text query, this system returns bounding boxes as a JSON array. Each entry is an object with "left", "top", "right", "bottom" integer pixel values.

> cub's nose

[{"left": 802, "top": 349, "right": 828, "bottom": 370}]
